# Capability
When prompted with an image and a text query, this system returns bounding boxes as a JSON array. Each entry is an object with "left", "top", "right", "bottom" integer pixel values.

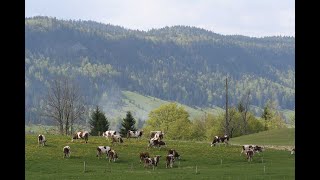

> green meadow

[{"left": 26, "top": 133, "right": 295, "bottom": 180}]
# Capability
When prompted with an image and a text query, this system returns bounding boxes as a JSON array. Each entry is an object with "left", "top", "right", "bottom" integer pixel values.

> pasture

[{"left": 26, "top": 134, "right": 295, "bottom": 179}]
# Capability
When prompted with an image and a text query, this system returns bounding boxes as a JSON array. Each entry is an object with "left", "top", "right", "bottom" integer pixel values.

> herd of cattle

[{"left": 37, "top": 131, "right": 295, "bottom": 168}]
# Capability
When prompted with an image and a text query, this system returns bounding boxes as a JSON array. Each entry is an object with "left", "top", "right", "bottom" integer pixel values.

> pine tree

[
  {"left": 120, "top": 111, "right": 137, "bottom": 137},
  {"left": 89, "top": 106, "right": 109, "bottom": 136}
]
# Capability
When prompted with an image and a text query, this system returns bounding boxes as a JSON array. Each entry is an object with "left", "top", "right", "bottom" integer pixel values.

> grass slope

[
  {"left": 26, "top": 134, "right": 295, "bottom": 179},
  {"left": 230, "top": 128, "right": 295, "bottom": 147},
  {"left": 101, "top": 90, "right": 224, "bottom": 122}
]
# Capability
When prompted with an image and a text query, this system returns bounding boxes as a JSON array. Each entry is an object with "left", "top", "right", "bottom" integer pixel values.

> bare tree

[
  {"left": 225, "top": 77, "right": 229, "bottom": 135},
  {"left": 41, "top": 77, "right": 86, "bottom": 135},
  {"left": 238, "top": 90, "right": 251, "bottom": 135}
]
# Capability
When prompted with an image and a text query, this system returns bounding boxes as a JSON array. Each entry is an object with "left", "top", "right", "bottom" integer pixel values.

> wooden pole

[{"left": 83, "top": 161, "right": 86, "bottom": 173}]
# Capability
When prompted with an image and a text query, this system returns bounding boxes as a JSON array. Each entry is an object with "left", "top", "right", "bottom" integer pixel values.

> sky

[{"left": 25, "top": 0, "right": 295, "bottom": 37}]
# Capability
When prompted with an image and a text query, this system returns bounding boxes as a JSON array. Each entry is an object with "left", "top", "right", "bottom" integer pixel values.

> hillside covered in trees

[{"left": 25, "top": 16, "right": 294, "bottom": 125}]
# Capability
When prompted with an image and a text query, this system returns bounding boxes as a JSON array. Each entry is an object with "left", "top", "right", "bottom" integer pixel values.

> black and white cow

[
  {"left": 210, "top": 135, "right": 229, "bottom": 146},
  {"left": 38, "top": 134, "right": 46, "bottom": 146},
  {"left": 127, "top": 130, "right": 143, "bottom": 138},
  {"left": 168, "top": 149, "right": 180, "bottom": 160},
  {"left": 291, "top": 148, "right": 295, "bottom": 155},
  {"left": 63, "top": 146, "right": 71, "bottom": 158},
  {"left": 150, "top": 131, "right": 164, "bottom": 140},
  {"left": 96, "top": 146, "right": 111, "bottom": 159},
  {"left": 144, "top": 155, "right": 161, "bottom": 168},
  {"left": 108, "top": 149, "right": 118, "bottom": 162},
  {"left": 166, "top": 154, "right": 175, "bottom": 168},
  {"left": 148, "top": 138, "right": 166, "bottom": 148},
  {"left": 246, "top": 149, "right": 254, "bottom": 162},
  {"left": 241, "top": 145, "right": 264, "bottom": 155},
  {"left": 72, "top": 131, "right": 89, "bottom": 143}
]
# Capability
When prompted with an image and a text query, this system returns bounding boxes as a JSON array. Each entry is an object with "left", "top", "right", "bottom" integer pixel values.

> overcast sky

[{"left": 25, "top": 0, "right": 294, "bottom": 37}]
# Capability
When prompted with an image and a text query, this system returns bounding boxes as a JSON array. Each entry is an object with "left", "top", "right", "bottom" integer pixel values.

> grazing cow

[
  {"left": 103, "top": 130, "right": 118, "bottom": 138},
  {"left": 168, "top": 149, "right": 180, "bottom": 160},
  {"left": 150, "top": 131, "right": 164, "bottom": 140},
  {"left": 63, "top": 146, "right": 71, "bottom": 158},
  {"left": 148, "top": 139, "right": 166, "bottom": 148},
  {"left": 241, "top": 145, "right": 264, "bottom": 155},
  {"left": 108, "top": 149, "right": 118, "bottom": 162},
  {"left": 38, "top": 134, "right": 46, "bottom": 146},
  {"left": 139, "top": 152, "right": 150, "bottom": 163},
  {"left": 72, "top": 131, "right": 89, "bottom": 143},
  {"left": 111, "top": 134, "right": 123, "bottom": 144},
  {"left": 127, "top": 130, "right": 143, "bottom": 138},
  {"left": 166, "top": 154, "right": 175, "bottom": 168},
  {"left": 291, "top": 148, "right": 295, "bottom": 155},
  {"left": 144, "top": 155, "right": 161, "bottom": 168},
  {"left": 246, "top": 149, "right": 254, "bottom": 162},
  {"left": 210, "top": 135, "right": 229, "bottom": 146},
  {"left": 96, "top": 146, "right": 111, "bottom": 159}
]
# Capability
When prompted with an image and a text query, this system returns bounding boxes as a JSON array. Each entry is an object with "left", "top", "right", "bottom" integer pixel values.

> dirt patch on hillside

[{"left": 231, "top": 143, "right": 294, "bottom": 151}]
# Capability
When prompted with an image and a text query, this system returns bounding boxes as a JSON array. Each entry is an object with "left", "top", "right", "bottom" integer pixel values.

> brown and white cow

[
  {"left": 168, "top": 149, "right": 180, "bottom": 160},
  {"left": 96, "top": 146, "right": 111, "bottom": 159},
  {"left": 111, "top": 134, "right": 123, "bottom": 144},
  {"left": 102, "top": 130, "right": 118, "bottom": 139},
  {"left": 63, "top": 146, "right": 71, "bottom": 158},
  {"left": 144, "top": 155, "right": 161, "bottom": 168},
  {"left": 166, "top": 154, "right": 175, "bottom": 168},
  {"left": 210, "top": 135, "right": 229, "bottom": 146},
  {"left": 150, "top": 131, "right": 164, "bottom": 140},
  {"left": 72, "top": 131, "right": 89, "bottom": 143},
  {"left": 38, "top": 134, "right": 46, "bottom": 146},
  {"left": 127, "top": 130, "right": 143, "bottom": 139},
  {"left": 241, "top": 145, "right": 264, "bottom": 155},
  {"left": 246, "top": 149, "right": 254, "bottom": 162},
  {"left": 108, "top": 149, "right": 118, "bottom": 162},
  {"left": 139, "top": 152, "right": 150, "bottom": 163}
]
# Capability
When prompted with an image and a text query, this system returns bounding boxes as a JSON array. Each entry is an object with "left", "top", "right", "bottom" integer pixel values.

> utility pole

[{"left": 225, "top": 77, "right": 229, "bottom": 135}]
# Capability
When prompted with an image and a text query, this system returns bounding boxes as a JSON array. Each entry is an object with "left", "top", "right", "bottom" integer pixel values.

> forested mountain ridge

[{"left": 25, "top": 16, "right": 294, "bottom": 124}]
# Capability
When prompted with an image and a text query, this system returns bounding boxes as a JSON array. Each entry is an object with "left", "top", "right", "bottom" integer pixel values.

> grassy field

[
  {"left": 230, "top": 128, "right": 295, "bottom": 147},
  {"left": 26, "top": 134, "right": 295, "bottom": 179}
]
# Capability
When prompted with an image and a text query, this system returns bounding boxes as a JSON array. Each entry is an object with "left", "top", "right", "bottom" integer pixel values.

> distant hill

[{"left": 25, "top": 16, "right": 295, "bottom": 125}]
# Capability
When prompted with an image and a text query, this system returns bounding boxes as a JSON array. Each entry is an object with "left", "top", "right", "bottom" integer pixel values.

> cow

[
  {"left": 291, "top": 148, "right": 295, "bottom": 155},
  {"left": 111, "top": 134, "right": 123, "bottom": 144},
  {"left": 144, "top": 155, "right": 161, "bottom": 168},
  {"left": 139, "top": 152, "right": 150, "bottom": 163},
  {"left": 241, "top": 145, "right": 264, "bottom": 155},
  {"left": 127, "top": 130, "right": 143, "bottom": 139},
  {"left": 38, "top": 134, "right": 46, "bottom": 146},
  {"left": 103, "top": 130, "right": 118, "bottom": 139},
  {"left": 168, "top": 149, "right": 180, "bottom": 160},
  {"left": 108, "top": 149, "right": 118, "bottom": 162},
  {"left": 148, "top": 138, "right": 166, "bottom": 148},
  {"left": 63, "top": 146, "right": 71, "bottom": 158},
  {"left": 72, "top": 131, "right": 89, "bottom": 143},
  {"left": 150, "top": 131, "right": 164, "bottom": 140},
  {"left": 166, "top": 154, "right": 175, "bottom": 168},
  {"left": 96, "top": 146, "right": 111, "bottom": 159},
  {"left": 246, "top": 149, "right": 254, "bottom": 162},
  {"left": 210, "top": 135, "right": 229, "bottom": 146}
]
